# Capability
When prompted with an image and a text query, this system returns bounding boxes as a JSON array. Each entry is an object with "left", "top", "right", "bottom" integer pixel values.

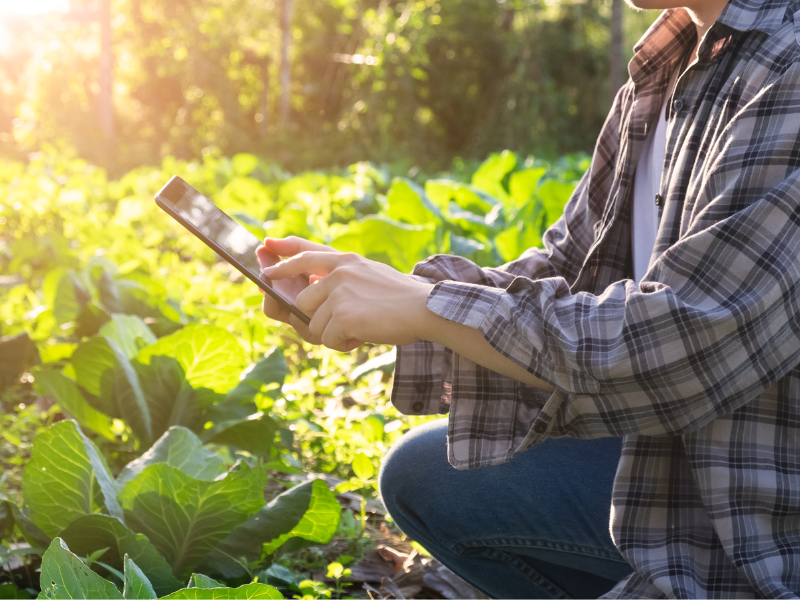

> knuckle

[{"left": 341, "top": 252, "right": 360, "bottom": 264}]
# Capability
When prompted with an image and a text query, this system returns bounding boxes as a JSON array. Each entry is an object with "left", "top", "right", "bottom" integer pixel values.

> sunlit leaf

[
  {"left": 509, "top": 168, "right": 547, "bottom": 209},
  {"left": 207, "top": 480, "right": 340, "bottom": 577},
  {"left": 99, "top": 315, "right": 157, "bottom": 360},
  {"left": 33, "top": 369, "right": 116, "bottom": 440},
  {"left": 384, "top": 178, "right": 442, "bottom": 225},
  {"left": 118, "top": 463, "right": 266, "bottom": 577},
  {"left": 38, "top": 538, "right": 123, "bottom": 600},
  {"left": 330, "top": 216, "right": 435, "bottom": 274},
  {"left": 59, "top": 515, "right": 182, "bottom": 597},
  {"left": 186, "top": 574, "right": 224, "bottom": 589},
  {"left": 471, "top": 150, "right": 517, "bottom": 204},
  {"left": 23, "top": 421, "right": 122, "bottom": 537},
  {"left": 136, "top": 324, "right": 245, "bottom": 394},
  {"left": 122, "top": 555, "right": 157, "bottom": 600},
  {"left": 116, "top": 427, "right": 227, "bottom": 488},
  {"left": 160, "top": 583, "right": 283, "bottom": 599},
  {"left": 352, "top": 453, "right": 374, "bottom": 481}
]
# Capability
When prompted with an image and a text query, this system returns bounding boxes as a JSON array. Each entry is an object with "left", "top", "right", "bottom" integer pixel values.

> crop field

[{"left": 0, "top": 149, "right": 582, "bottom": 598}]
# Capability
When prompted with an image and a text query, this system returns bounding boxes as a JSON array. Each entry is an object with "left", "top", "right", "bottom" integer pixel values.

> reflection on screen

[{"left": 173, "top": 187, "right": 262, "bottom": 278}]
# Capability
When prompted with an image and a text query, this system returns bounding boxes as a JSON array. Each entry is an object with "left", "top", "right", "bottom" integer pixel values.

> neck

[{"left": 685, "top": 0, "right": 729, "bottom": 58}]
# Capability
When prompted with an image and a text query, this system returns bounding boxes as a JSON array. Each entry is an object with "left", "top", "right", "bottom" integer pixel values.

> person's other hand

[{"left": 260, "top": 238, "right": 434, "bottom": 352}]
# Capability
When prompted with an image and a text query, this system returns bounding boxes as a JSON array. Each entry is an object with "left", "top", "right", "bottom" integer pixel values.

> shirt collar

[
  {"left": 716, "top": 0, "right": 795, "bottom": 35},
  {"left": 629, "top": 9, "right": 695, "bottom": 83},
  {"left": 628, "top": 0, "right": 795, "bottom": 83}
]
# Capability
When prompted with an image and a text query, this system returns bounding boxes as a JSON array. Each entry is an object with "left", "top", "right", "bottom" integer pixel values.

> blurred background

[{"left": 0, "top": 0, "right": 658, "bottom": 175}]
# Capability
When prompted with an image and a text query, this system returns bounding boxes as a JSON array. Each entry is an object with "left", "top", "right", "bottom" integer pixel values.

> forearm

[{"left": 416, "top": 288, "right": 554, "bottom": 391}]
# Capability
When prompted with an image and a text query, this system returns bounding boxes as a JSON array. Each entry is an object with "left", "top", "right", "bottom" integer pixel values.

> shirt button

[
  {"left": 533, "top": 421, "right": 547, "bottom": 434},
  {"left": 672, "top": 98, "right": 684, "bottom": 112},
  {"left": 411, "top": 401, "right": 424, "bottom": 412},
  {"left": 655, "top": 194, "right": 663, "bottom": 207}
]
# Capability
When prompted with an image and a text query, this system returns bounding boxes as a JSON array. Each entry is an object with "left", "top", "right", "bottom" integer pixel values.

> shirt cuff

[
  {"left": 390, "top": 339, "right": 452, "bottom": 415},
  {"left": 425, "top": 279, "right": 600, "bottom": 396}
]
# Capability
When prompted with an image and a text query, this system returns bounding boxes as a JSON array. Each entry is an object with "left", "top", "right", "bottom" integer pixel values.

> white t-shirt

[{"left": 632, "top": 80, "right": 674, "bottom": 284}]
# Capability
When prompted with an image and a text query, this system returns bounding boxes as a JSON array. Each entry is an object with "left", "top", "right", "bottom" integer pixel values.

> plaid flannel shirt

[{"left": 391, "top": 1, "right": 800, "bottom": 597}]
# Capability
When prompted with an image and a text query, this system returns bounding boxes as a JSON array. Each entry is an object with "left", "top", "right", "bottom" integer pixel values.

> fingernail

[{"left": 261, "top": 266, "right": 275, "bottom": 275}]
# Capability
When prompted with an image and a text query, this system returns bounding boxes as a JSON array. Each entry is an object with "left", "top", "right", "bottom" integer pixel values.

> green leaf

[
  {"left": 0, "top": 497, "right": 50, "bottom": 549},
  {"left": 131, "top": 355, "right": 203, "bottom": 441},
  {"left": 0, "top": 582, "right": 30, "bottom": 599},
  {"left": 361, "top": 415, "right": 385, "bottom": 444},
  {"left": 330, "top": 216, "right": 435, "bottom": 274},
  {"left": 326, "top": 562, "right": 343, "bottom": 579},
  {"left": 108, "top": 339, "right": 152, "bottom": 442},
  {"left": 53, "top": 272, "right": 90, "bottom": 326},
  {"left": 509, "top": 168, "right": 546, "bottom": 209},
  {"left": 538, "top": 180, "right": 575, "bottom": 224},
  {"left": 160, "top": 584, "right": 283, "bottom": 599},
  {"left": 262, "top": 479, "right": 341, "bottom": 554},
  {"left": 226, "top": 348, "right": 287, "bottom": 403},
  {"left": 384, "top": 178, "right": 442, "bottom": 225},
  {"left": 99, "top": 315, "right": 157, "bottom": 360},
  {"left": 70, "top": 337, "right": 119, "bottom": 409},
  {"left": 136, "top": 324, "right": 246, "bottom": 395},
  {"left": 352, "top": 453, "right": 374, "bottom": 481},
  {"left": 37, "top": 538, "right": 123, "bottom": 599},
  {"left": 58, "top": 515, "right": 182, "bottom": 597},
  {"left": 95, "top": 267, "right": 123, "bottom": 315},
  {"left": 350, "top": 348, "right": 396, "bottom": 381},
  {"left": 471, "top": 150, "right": 517, "bottom": 203},
  {"left": 218, "top": 177, "right": 270, "bottom": 218},
  {"left": 32, "top": 369, "right": 116, "bottom": 440},
  {"left": 207, "top": 480, "right": 340, "bottom": 577},
  {"left": 23, "top": 421, "right": 122, "bottom": 538},
  {"left": 75, "top": 301, "right": 112, "bottom": 338},
  {"left": 495, "top": 225, "right": 520, "bottom": 263},
  {"left": 122, "top": 556, "right": 157, "bottom": 600},
  {"left": 118, "top": 463, "right": 266, "bottom": 577},
  {"left": 231, "top": 153, "right": 259, "bottom": 177},
  {"left": 186, "top": 574, "right": 224, "bottom": 589},
  {"left": 449, "top": 233, "right": 486, "bottom": 259},
  {"left": 201, "top": 412, "right": 277, "bottom": 457},
  {"left": 38, "top": 343, "right": 77, "bottom": 364},
  {"left": 116, "top": 427, "right": 227, "bottom": 488},
  {"left": 0, "top": 332, "right": 40, "bottom": 388}
]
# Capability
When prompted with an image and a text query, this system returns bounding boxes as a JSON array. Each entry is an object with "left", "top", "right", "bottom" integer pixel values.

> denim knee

[{"left": 378, "top": 418, "right": 449, "bottom": 526}]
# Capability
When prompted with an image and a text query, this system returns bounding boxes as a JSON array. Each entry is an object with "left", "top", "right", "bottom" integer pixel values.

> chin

[{"left": 624, "top": 0, "right": 685, "bottom": 10}]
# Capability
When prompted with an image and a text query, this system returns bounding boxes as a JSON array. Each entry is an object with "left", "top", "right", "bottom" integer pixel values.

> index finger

[
  {"left": 262, "top": 251, "right": 352, "bottom": 280},
  {"left": 264, "top": 236, "right": 340, "bottom": 258}
]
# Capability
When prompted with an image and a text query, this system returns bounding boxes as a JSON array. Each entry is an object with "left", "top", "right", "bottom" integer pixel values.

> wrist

[{"left": 409, "top": 281, "right": 438, "bottom": 344}]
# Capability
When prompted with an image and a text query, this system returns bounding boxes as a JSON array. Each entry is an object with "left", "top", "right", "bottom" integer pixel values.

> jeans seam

[
  {"left": 454, "top": 537, "right": 628, "bottom": 563},
  {"left": 481, "top": 547, "right": 572, "bottom": 599}
]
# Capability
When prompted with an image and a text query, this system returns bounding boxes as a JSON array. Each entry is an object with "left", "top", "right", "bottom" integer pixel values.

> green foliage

[
  {"left": 38, "top": 538, "right": 124, "bottom": 600},
  {"left": 123, "top": 555, "right": 158, "bottom": 599},
  {"left": 36, "top": 538, "right": 283, "bottom": 600},
  {"left": 0, "top": 149, "right": 577, "bottom": 595},
  {"left": 22, "top": 421, "right": 122, "bottom": 538},
  {"left": 58, "top": 516, "right": 181, "bottom": 597},
  {"left": 13, "top": 422, "right": 341, "bottom": 596}
]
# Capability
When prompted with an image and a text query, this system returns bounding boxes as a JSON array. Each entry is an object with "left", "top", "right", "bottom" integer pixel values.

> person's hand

[
  {"left": 259, "top": 237, "right": 434, "bottom": 351},
  {"left": 255, "top": 237, "right": 337, "bottom": 340}
]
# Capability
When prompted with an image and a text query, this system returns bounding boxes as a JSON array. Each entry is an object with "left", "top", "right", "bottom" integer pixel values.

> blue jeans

[{"left": 378, "top": 419, "right": 633, "bottom": 599}]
